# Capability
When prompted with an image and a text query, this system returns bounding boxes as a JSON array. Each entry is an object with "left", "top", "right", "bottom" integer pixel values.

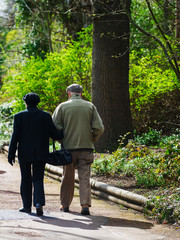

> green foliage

[
  {"left": 0, "top": 25, "right": 10, "bottom": 84},
  {"left": 92, "top": 133, "right": 180, "bottom": 188},
  {"left": 130, "top": 0, "right": 178, "bottom": 58},
  {"left": 22, "top": 39, "right": 49, "bottom": 60},
  {"left": 129, "top": 51, "right": 179, "bottom": 111},
  {"left": 130, "top": 0, "right": 161, "bottom": 54},
  {"left": 15, "top": 0, "right": 61, "bottom": 57},
  {"left": 146, "top": 188, "right": 180, "bottom": 224},
  {"left": 129, "top": 50, "right": 180, "bottom": 133},
  {"left": 1, "top": 26, "right": 92, "bottom": 113},
  {"left": 92, "top": 132, "right": 180, "bottom": 223},
  {"left": 134, "top": 129, "right": 162, "bottom": 146},
  {"left": 160, "top": 130, "right": 180, "bottom": 146},
  {"left": 0, "top": 102, "right": 14, "bottom": 147}
]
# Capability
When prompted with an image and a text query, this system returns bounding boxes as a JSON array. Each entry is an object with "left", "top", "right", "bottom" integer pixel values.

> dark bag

[{"left": 47, "top": 141, "right": 72, "bottom": 166}]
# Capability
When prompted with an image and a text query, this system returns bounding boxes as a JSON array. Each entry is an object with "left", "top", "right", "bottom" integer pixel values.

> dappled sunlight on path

[{"left": 0, "top": 152, "right": 179, "bottom": 240}]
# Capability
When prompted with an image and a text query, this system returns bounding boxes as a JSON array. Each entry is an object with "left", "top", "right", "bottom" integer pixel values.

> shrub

[
  {"left": 129, "top": 51, "right": 180, "bottom": 134},
  {"left": 1, "top": 26, "right": 92, "bottom": 113},
  {"left": 134, "top": 129, "right": 162, "bottom": 146},
  {"left": 92, "top": 136, "right": 180, "bottom": 188},
  {"left": 146, "top": 188, "right": 180, "bottom": 223},
  {"left": 0, "top": 102, "right": 14, "bottom": 147}
]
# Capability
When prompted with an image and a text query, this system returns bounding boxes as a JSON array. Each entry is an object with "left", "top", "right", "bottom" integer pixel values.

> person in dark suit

[{"left": 8, "top": 93, "right": 63, "bottom": 216}]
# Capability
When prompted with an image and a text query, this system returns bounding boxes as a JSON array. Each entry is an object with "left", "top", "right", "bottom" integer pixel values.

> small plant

[
  {"left": 146, "top": 187, "right": 180, "bottom": 223},
  {"left": 134, "top": 129, "right": 162, "bottom": 146},
  {"left": 160, "top": 129, "right": 180, "bottom": 146}
]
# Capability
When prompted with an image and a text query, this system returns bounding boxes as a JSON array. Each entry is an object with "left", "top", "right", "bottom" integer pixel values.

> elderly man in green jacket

[{"left": 52, "top": 84, "right": 104, "bottom": 215}]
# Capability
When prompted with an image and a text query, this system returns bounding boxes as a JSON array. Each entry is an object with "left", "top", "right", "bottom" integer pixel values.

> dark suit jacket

[{"left": 8, "top": 106, "right": 63, "bottom": 163}]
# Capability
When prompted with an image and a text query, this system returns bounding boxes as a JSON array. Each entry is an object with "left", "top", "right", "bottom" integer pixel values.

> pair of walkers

[{"left": 8, "top": 84, "right": 104, "bottom": 216}]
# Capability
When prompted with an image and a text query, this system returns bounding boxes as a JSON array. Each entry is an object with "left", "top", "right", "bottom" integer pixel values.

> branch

[
  {"left": 121, "top": 0, "right": 180, "bottom": 81},
  {"left": 164, "top": 122, "right": 180, "bottom": 127},
  {"left": 145, "top": 0, "right": 180, "bottom": 76},
  {"left": 22, "top": 0, "right": 33, "bottom": 14}
]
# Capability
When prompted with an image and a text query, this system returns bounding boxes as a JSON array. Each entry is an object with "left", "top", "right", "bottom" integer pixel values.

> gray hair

[{"left": 66, "top": 84, "right": 83, "bottom": 93}]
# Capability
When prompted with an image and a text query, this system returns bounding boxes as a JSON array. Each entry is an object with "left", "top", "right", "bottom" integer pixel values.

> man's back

[
  {"left": 52, "top": 84, "right": 104, "bottom": 215},
  {"left": 53, "top": 94, "right": 104, "bottom": 150}
]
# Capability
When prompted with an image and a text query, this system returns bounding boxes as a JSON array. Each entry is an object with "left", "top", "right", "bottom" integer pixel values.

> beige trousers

[{"left": 60, "top": 151, "right": 94, "bottom": 208}]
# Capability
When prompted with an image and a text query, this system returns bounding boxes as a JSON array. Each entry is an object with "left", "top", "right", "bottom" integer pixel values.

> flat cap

[
  {"left": 23, "top": 93, "right": 40, "bottom": 106},
  {"left": 66, "top": 84, "right": 83, "bottom": 93}
]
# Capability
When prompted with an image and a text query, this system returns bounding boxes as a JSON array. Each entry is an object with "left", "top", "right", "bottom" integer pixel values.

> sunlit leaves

[{"left": 1, "top": 26, "right": 93, "bottom": 113}]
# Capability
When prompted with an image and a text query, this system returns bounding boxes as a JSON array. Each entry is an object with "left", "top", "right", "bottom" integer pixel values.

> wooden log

[
  {"left": 45, "top": 164, "right": 152, "bottom": 209},
  {"left": 90, "top": 179, "right": 151, "bottom": 207},
  {"left": 3, "top": 147, "right": 153, "bottom": 210},
  {"left": 91, "top": 189, "right": 146, "bottom": 213}
]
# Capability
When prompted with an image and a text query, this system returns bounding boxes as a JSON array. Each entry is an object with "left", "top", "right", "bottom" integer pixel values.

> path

[{"left": 0, "top": 152, "right": 179, "bottom": 240}]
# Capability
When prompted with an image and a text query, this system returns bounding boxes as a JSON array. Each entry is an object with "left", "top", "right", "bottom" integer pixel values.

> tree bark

[
  {"left": 163, "top": 0, "right": 171, "bottom": 35},
  {"left": 92, "top": 0, "right": 133, "bottom": 152},
  {"left": 175, "top": 0, "right": 180, "bottom": 39}
]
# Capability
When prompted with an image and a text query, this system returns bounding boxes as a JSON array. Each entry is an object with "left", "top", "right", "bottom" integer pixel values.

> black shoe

[
  {"left": 19, "top": 207, "right": 31, "bottom": 213},
  {"left": 36, "top": 203, "right": 43, "bottom": 216},
  {"left": 60, "top": 207, "right": 69, "bottom": 212},
  {"left": 81, "top": 207, "right": 90, "bottom": 215}
]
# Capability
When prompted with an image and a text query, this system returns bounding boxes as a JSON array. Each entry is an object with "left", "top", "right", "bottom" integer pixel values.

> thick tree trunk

[
  {"left": 175, "top": 0, "right": 180, "bottom": 39},
  {"left": 163, "top": 0, "right": 171, "bottom": 35},
  {"left": 92, "top": 0, "right": 133, "bottom": 152}
]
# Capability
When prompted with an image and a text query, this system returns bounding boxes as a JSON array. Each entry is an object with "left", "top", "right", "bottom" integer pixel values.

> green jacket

[{"left": 52, "top": 94, "right": 104, "bottom": 150}]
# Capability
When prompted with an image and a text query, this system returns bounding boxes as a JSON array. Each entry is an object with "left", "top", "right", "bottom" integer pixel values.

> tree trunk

[
  {"left": 175, "top": 0, "right": 180, "bottom": 39},
  {"left": 92, "top": 0, "right": 133, "bottom": 152},
  {"left": 163, "top": 0, "right": 171, "bottom": 35}
]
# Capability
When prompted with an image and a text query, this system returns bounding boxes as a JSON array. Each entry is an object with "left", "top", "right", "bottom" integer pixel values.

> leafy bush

[
  {"left": 92, "top": 134, "right": 180, "bottom": 223},
  {"left": 146, "top": 188, "right": 180, "bottom": 224},
  {"left": 129, "top": 51, "right": 180, "bottom": 134},
  {"left": 129, "top": 51, "right": 179, "bottom": 111},
  {"left": 0, "top": 102, "right": 14, "bottom": 147},
  {"left": 92, "top": 135, "right": 180, "bottom": 188},
  {"left": 134, "top": 129, "right": 162, "bottom": 146},
  {"left": 1, "top": 26, "right": 179, "bottom": 135},
  {"left": 160, "top": 129, "right": 180, "bottom": 146},
  {"left": 1, "top": 26, "right": 92, "bottom": 113}
]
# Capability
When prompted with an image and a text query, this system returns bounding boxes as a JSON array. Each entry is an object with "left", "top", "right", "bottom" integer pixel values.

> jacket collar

[
  {"left": 70, "top": 94, "right": 82, "bottom": 100},
  {"left": 27, "top": 106, "right": 38, "bottom": 110}
]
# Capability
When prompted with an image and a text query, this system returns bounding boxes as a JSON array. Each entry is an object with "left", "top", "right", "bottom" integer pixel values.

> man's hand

[{"left": 8, "top": 158, "right": 15, "bottom": 166}]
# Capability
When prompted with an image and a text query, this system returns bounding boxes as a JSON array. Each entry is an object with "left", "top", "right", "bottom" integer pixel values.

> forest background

[{"left": 0, "top": 0, "right": 180, "bottom": 225}]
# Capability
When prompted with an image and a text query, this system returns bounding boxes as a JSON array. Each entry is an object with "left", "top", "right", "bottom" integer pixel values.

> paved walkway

[{"left": 0, "top": 152, "right": 179, "bottom": 240}]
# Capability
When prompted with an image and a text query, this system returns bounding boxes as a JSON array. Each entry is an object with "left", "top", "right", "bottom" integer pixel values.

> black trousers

[{"left": 19, "top": 161, "right": 46, "bottom": 209}]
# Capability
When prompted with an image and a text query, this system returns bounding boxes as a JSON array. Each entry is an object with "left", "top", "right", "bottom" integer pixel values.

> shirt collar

[{"left": 70, "top": 94, "right": 82, "bottom": 100}]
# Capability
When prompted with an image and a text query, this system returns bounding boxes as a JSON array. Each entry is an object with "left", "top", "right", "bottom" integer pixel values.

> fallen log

[
  {"left": 45, "top": 164, "right": 152, "bottom": 211},
  {"left": 3, "top": 147, "right": 153, "bottom": 212}
]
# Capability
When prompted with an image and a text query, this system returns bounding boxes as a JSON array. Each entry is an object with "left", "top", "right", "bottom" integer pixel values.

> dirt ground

[
  {"left": 91, "top": 174, "right": 155, "bottom": 197},
  {"left": 0, "top": 151, "right": 180, "bottom": 240}
]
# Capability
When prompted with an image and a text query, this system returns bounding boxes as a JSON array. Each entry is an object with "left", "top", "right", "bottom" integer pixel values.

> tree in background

[
  {"left": 127, "top": 0, "right": 180, "bottom": 134},
  {"left": 0, "top": 0, "right": 15, "bottom": 88},
  {"left": 1, "top": 26, "right": 93, "bottom": 113},
  {"left": 127, "top": 0, "right": 180, "bottom": 81},
  {"left": 56, "top": 0, "right": 92, "bottom": 39},
  {"left": 14, "top": 0, "right": 92, "bottom": 58},
  {"left": 175, "top": 0, "right": 180, "bottom": 44},
  {"left": 92, "top": 0, "right": 133, "bottom": 152},
  {"left": 1, "top": 0, "right": 179, "bottom": 151},
  {"left": 15, "top": 0, "right": 59, "bottom": 58},
  {"left": 0, "top": 24, "right": 7, "bottom": 87}
]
